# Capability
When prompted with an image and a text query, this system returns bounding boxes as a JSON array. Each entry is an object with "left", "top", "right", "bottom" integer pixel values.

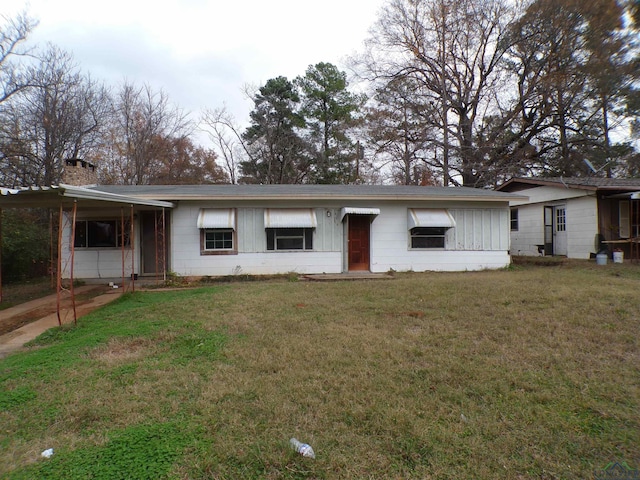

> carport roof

[{"left": 0, "top": 184, "right": 174, "bottom": 209}]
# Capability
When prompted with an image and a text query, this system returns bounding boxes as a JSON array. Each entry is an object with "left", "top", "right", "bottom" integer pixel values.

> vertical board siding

[
  {"left": 237, "top": 208, "right": 261, "bottom": 252},
  {"left": 449, "top": 209, "right": 508, "bottom": 251},
  {"left": 370, "top": 205, "right": 510, "bottom": 273}
]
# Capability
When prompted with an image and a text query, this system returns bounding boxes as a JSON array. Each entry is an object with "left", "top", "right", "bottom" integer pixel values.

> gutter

[{"left": 114, "top": 193, "right": 529, "bottom": 203}]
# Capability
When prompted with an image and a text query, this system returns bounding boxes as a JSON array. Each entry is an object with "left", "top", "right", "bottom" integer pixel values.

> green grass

[{"left": 1, "top": 263, "right": 639, "bottom": 479}]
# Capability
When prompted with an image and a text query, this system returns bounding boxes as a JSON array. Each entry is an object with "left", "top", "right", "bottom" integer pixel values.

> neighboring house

[
  {"left": 497, "top": 177, "right": 640, "bottom": 260},
  {"left": 0, "top": 161, "right": 527, "bottom": 282}
]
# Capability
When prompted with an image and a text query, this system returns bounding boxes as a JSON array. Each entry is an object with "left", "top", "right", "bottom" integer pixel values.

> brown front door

[
  {"left": 141, "top": 211, "right": 169, "bottom": 276},
  {"left": 348, "top": 215, "right": 371, "bottom": 271}
]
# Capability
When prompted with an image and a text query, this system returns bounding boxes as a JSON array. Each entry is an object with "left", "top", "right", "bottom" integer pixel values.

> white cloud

[{"left": 6, "top": 0, "right": 385, "bottom": 142}]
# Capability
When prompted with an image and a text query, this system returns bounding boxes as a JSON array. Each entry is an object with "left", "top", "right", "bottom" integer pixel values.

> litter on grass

[
  {"left": 41, "top": 448, "right": 54, "bottom": 458},
  {"left": 290, "top": 438, "right": 315, "bottom": 459}
]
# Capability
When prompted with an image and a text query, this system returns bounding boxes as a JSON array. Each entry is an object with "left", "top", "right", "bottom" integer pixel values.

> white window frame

[
  {"left": 204, "top": 229, "right": 234, "bottom": 251},
  {"left": 266, "top": 228, "right": 314, "bottom": 251}
]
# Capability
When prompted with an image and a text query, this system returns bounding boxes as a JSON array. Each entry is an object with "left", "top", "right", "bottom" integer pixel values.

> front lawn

[{"left": 1, "top": 263, "right": 638, "bottom": 479}]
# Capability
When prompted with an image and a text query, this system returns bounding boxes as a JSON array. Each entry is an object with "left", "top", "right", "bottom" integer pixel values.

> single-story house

[
  {"left": 0, "top": 161, "right": 527, "bottom": 283},
  {"left": 497, "top": 177, "right": 640, "bottom": 260}
]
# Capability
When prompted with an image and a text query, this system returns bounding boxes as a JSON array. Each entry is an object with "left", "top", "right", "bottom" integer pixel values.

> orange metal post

[
  {"left": 56, "top": 204, "right": 63, "bottom": 326},
  {"left": 154, "top": 211, "right": 159, "bottom": 284},
  {"left": 161, "top": 208, "right": 166, "bottom": 282},
  {"left": 121, "top": 207, "right": 126, "bottom": 289},
  {"left": 50, "top": 210, "right": 55, "bottom": 288},
  {"left": 0, "top": 208, "right": 3, "bottom": 303},
  {"left": 130, "top": 205, "right": 135, "bottom": 292},
  {"left": 70, "top": 201, "right": 78, "bottom": 324}
]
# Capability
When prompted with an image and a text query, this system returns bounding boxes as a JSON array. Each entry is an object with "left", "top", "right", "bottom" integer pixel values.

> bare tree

[
  {"left": 0, "top": 45, "right": 110, "bottom": 186},
  {"left": 151, "top": 136, "right": 229, "bottom": 185},
  {"left": 201, "top": 106, "right": 247, "bottom": 184},
  {"left": 498, "top": 0, "right": 637, "bottom": 178},
  {"left": 355, "top": 0, "right": 518, "bottom": 186},
  {"left": 0, "top": 11, "right": 37, "bottom": 105},
  {"left": 101, "top": 81, "right": 192, "bottom": 185},
  {"left": 365, "top": 76, "right": 440, "bottom": 185}
]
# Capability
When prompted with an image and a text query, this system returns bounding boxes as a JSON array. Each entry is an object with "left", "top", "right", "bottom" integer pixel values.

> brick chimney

[{"left": 61, "top": 159, "right": 98, "bottom": 186}]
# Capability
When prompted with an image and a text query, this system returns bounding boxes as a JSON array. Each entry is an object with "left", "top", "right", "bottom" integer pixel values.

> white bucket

[
  {"left": 613, "top": 251, "right": 624, "bottom": 263},
  {"left": 596, "top": 253, "right": 608, "bottom": 265}
]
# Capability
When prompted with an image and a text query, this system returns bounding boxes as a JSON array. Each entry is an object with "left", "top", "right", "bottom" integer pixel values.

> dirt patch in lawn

[{"left": 0, "top": 286, "right": 108, "bottom": 336}]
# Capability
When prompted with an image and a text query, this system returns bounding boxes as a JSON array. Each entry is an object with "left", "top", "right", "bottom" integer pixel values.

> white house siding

[
  {"left": 70, "top": 249, "right": 139, "bottom": 279},
  {"left": 508, "top": 186, "right": 597, "bottom": 258},
  {"left": 369, "top": 204, "right": 510, "bottom": 273},
  {"left": 61, "top": 209, "right": 141, "bottom": 279},
  {"left": 170, "top": 203, "right": 344, "bottom": 277},
  {"left": 566, "top": 196, "right": 598, "bottom": 258},
  {"left": 449, "top": 209, "right": 509, "bottom": 251},
  {"left": 64, "top": 199, "right": 513, "bottom": 279},
  {"left": 510, "top": 203, "right": 545, "bottom": 256}
]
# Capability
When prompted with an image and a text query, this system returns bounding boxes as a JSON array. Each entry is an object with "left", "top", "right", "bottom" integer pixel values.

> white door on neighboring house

[{"left": 553, "top": 206, "right": 568, "bottom": 256}]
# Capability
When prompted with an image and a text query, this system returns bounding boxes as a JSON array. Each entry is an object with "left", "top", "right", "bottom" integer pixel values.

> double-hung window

[
  {"left": 407, "top": 209, "right": 456, "bottom": 249},
  {"left": 264, "top": 209, "right": 317, "bottom": 251},
  {"left": 198, "top": 209, "right": 237, "bottom": 255},
  {"left": 204, "top": 229, "right": 234, "bottom": 251}
]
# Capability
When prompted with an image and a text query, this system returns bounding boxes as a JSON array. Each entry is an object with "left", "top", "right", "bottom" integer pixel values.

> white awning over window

[
  {"left": 408, "top": 209, "right": 456, "bottom": 229},
  {"left": 197, "top": 209, "right": 235, "bottom": 229},
  {"left": 264, "top": 209, "right": 317, "bottom": 228},
  {"left": 340, "top": 207, "right": 381, "bottom": 221}
]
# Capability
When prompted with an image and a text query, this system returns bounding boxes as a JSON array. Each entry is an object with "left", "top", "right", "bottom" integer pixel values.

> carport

[{"left": 0, "top": 185, "right": 173, "bottom": 324}]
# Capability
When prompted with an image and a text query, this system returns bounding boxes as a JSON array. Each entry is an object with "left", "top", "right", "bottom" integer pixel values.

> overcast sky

[{"left": 4, "top": 0, "right": 386, "bottom": 142}]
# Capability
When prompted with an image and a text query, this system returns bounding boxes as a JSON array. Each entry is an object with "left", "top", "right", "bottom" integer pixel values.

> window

[
  {"left": 198, "top": 208, "right": 237, "bottom": 255},
  {"left": 555, "top": 208, "right": 566, "bottom": 232},
  {"left": 263, "top": 209, "right": 316, "bottom": 251},
  {"left": 74, "top": 220, "right": 130, "bottom": 248},
  {"left": 410, "top": 227, "right": 446, "bottom": 249},
  {"left": 407, "top": 209, "right": 454, "bottom": 249},
  {"left": 510, "top": 208, "right": 519, "bottom": 231},
  {"left": 266, "top": 228, "right": 313, "bottom": 251},
  {"left": 204, "top": 229, "right": 234, "bottom": 250}
]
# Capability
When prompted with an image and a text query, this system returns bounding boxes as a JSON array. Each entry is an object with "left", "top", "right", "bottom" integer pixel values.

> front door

[
  {"left": 348, "top": 215, "right": 371, "bottom": 271},
  {"left": 553, "top": 206, "right": 567, "bottom": 256},
  {"left": 141, "top": 211, "right": 169, "bottom": 276},
  {"left": 544, "top": 205, "right": 567, "bottom": 256}
]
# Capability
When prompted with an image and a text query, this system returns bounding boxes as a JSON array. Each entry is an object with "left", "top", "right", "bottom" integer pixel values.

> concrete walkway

[
  {"left": 302, "top": 272, "right": 395, "bottom": 281},
  {"left": 0, "top": 286, "right": 123, "bottom": 358}
]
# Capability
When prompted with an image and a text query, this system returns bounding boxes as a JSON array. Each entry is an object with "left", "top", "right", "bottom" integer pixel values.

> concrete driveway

[{"left": 0, "top": 286, "right": 123, "bottom": 358}]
